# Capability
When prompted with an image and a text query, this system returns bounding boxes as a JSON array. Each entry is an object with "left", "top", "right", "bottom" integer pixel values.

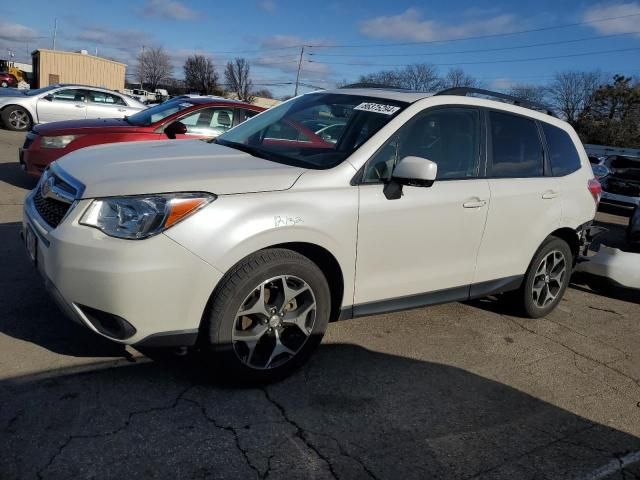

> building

[{"left": 31, "top": 49, "right": 126, "bottom": 91}]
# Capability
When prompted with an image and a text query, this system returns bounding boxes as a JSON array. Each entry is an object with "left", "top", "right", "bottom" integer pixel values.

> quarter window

[
  {"left": 363, "top": 107, "right": 481, "bottom": 183},
  {"left": 489, "top": 111, "right": 544, "bottom": 178},
  {"left": 541, "top": 122, "right": 581, "bottom": 176}
]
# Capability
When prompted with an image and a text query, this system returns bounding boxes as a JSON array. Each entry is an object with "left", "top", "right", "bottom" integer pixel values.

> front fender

[{"left": 164, "top": 188, "right": 359, "bottom": 308}]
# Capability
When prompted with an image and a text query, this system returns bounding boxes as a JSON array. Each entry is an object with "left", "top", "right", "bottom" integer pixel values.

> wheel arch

[
  {"left": 1, "top": 103, "right": 35, "bottom": 126},
  {"left": 548, "top": 227, "right": 580, "bottom": 265}
]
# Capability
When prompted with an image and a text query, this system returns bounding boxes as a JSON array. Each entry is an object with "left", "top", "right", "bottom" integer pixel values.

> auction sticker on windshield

[{"left": 354, "top": 103, "right": 401, "bottom": 115}]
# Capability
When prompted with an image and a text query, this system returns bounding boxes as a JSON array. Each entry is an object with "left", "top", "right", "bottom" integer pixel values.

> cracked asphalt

[{"left": 1, "top": 129, "right": 640, "bottom": 479}]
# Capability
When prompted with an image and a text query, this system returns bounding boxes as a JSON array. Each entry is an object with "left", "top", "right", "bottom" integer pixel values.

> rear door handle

[
  {"left": 75, "top": 104, "right": 85, "bottom": 108},
  {"left": 542, "top": 190, "right": 560, "bottom": 199},
  {"left": 463, "top": 199, "right": 487, "bottom": 208},
  {"left": 118, "top": 108, "right": 127, "bottom": 112}
]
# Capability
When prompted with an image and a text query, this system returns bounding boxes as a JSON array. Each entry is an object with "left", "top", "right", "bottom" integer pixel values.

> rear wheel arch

[{"left": 547, "top": 228, "right": 580, "bottom": 265}]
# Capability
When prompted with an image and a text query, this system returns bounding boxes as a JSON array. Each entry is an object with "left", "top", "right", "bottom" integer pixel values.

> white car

[
  {"left": 23, "top": 87, "right": 599, "bottom": 382},
  {"left": 0, "top": 84, "right": 147, "bottom": 131}
]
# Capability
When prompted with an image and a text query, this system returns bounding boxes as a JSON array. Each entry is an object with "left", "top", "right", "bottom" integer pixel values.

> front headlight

[
  {"left": 80, "top": 193, "right": 215, "bottom": 239},
  {"left": 41, "top": 135, "right": 80, "bottom": 149}
]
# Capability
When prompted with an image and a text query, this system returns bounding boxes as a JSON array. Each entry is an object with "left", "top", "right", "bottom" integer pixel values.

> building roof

[{"left": 32, "top": 49, "right": 127, "bottom": 67}]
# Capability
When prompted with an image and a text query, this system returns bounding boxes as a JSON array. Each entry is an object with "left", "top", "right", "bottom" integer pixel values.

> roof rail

[
  {"left": 435, "top": 87, "right": 555, "bottom": 116},
  {"left": 338, "top": 82, "right": 409, "bottom": 90}
]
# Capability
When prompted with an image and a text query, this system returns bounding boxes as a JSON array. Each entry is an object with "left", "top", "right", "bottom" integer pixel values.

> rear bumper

[{"left": 22, "top": 192, "right": 224, "bottom": 347}]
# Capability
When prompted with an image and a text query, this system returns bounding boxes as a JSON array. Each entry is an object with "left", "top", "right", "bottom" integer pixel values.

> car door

[
  {"left": 167, "top": 107, "right": 236, "bottom": 140},
  {"left": 36, "top": 88, "right": 88, "bottom": 123},
  {"left": 354, "top": 106, "right": 491, "bottom": 311},
  {"left": 473, "top": 109, "right": 562, "bottom": 286},
  {"left": 85, "top": 90, "right": 130, "bottom": 119}
]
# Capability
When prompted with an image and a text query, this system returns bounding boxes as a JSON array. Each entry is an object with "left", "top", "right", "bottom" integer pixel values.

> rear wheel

[
  {"left": 201, "top": 248, "right": 331, "bottom": 384},
  {"left": 519, "top": 237, "right": 572, "bottom": 318},
  {"left": 2, "top": 106, "right": 31, "bottom": 131}
]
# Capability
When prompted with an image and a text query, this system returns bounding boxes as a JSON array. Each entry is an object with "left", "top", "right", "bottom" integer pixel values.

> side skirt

[{"left": 337, "top": 275, "right": 523, "bottom": 321}]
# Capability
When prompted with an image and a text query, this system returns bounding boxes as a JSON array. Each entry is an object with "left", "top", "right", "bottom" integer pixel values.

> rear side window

[
  {"left": 489, "top": 111, "right": 544, "bottom": 178},
  {"left": 541, "top": 123, "right": 581, "bottom": 176}
]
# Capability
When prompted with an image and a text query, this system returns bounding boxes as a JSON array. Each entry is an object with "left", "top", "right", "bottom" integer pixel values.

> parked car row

[
  {"left": 0, "top": 84, "right": 147, "bottom": 131},
  {"left": 21, "top": 86, "right": 600, "bottom": 383}
]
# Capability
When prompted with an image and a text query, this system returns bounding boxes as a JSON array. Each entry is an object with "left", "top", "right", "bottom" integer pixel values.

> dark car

[
  {"left": 628, "top": 206, "right": 640, "bottom": 250},
  {"left": 20, "top": 97, "right": 264, "bottom": 176},
  {"left": 0, "top": 72, "right": 18, "bottom": 88},
  {"left": 599, "top": 155, "right": 640, "bottom": 211}
]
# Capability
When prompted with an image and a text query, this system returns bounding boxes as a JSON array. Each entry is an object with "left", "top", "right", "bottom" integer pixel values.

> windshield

[
  {"left": 126, "top": 99, "right": 195, "bottom": 126},
  {"left": 216, "top": 93, "right": 408, "bottom": 169},
  {"left": 24, "top": 85, "right": 60, "bottom": 96}
]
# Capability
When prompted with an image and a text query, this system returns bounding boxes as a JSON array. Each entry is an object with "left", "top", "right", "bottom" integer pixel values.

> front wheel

[
  {"left": 1, "top": 106, "right": 32, "bottom": 131},
  {"left": 519, "top": 237, "right": 573, "bottom": 318},
  {"left": 201, "top": 248, "right": 331, "bottom": 384}
]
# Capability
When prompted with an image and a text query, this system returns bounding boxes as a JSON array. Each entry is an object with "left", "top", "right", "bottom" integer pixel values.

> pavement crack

[
  {"left": 503, "top": 315, "right": 640, "bottom": 391},
  {"left": 588, "top": 305, "right": 623, "bottom": 316},
  {"left": 261, "top": 387, "right": 341, "bottom": 480},
  {"left": 181, "top": 397, "right": 262, "bottom": 479},
  {"left": 3, "top": 409, "right": 24, "bottom": 433},
  {"left": 35, "top": 384, "right": 196, "bottom": 479}
]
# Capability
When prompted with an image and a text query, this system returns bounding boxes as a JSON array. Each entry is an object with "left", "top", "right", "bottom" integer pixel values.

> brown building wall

[{"left": 32, "top": 50, "right": 126, "bottom": 91}]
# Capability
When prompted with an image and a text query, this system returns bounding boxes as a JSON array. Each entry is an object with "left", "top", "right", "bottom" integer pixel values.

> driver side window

[{"left": 362, "top": 107, "right": 481, "bottom": 184}]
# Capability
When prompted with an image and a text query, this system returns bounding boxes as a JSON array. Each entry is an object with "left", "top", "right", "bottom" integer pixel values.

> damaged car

[{"left": 599, "top": 155, "right": 640, "bottom": 211}]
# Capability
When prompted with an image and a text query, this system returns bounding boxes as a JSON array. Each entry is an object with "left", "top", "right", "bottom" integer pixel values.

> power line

[
  {"left": 307, "top": 12, "right": 640, "bottom": 49},
  {"left": 308, "top": 31, "right": 640, "bottom": 57},
  {"left": 308, "top": 46, "right": 640, "bottom": 67}
]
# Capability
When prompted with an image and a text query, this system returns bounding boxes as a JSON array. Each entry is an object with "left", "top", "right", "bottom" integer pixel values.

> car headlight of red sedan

[{"left": 40, "top": 135, "right": 81, "bottom": 149}]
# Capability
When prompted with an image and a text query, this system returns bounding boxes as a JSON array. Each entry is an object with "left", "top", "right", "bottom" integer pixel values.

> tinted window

[
  {"left": 88, "top": 90, "right": 126, "bottom": 106},
  {"left": 541, "top": 123, "right": 581, "bottom": 176},
  {"left": 363, "top": 108, "right": 480, "bottom": 183},
  {"left": 489, "top": 111, "right": 544, "bottom": 178},
  {"left": 52, "top": 89, "right": 87, "bottom": 102}
]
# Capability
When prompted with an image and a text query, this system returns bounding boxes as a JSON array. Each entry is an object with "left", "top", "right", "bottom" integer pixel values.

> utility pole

[
  {"left": 294, "top": 45, "right": 305, "bottom": 97},
  {"left": 52, "top": 18, "right": 58, "bottom": 50}
]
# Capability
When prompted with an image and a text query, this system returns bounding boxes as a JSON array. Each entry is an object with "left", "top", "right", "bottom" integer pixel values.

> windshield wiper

[{"left": 215, "top": 139, "right": 269, "bottom": 160}]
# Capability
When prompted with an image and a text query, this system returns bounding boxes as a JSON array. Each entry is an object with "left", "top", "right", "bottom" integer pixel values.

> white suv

[{"left": 23, "top": 88, "right": 600, "bottom": 382}]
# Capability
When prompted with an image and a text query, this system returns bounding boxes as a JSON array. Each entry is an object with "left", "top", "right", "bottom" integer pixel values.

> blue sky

[{"left": 1, "top": 0, "right": 640, "bottom": 96}]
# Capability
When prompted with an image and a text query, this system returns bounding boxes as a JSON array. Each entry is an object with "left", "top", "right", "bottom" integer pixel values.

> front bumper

[
  {"left": 20, "top": 135, "right": 65, "bottom": 177},
  {"left": 22, "top": 191, "right": 224, "bottom": 346}
]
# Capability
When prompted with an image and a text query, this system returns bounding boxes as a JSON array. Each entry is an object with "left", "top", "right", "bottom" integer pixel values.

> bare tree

[
  {"left": 357, "top": 70, "right": 403, "bottom": 88},
  {"left": 134, "top": 47, "right": 172, "bottom": 91},
  {"left": 508, "top": 84, "right": 548, "bottom": 104},
  {"left": 402, "top": 64, "right": 441, "bottom": 91},
  {"left": 253, "top": 88, "right": 274, "bottom": 99},
  {"left": 441, "top": 68, "right": 481, "bottom": 89},
  {"left": 224, "top": 58, "right": 254, "bottom": 102},
  {"left": 547, "top": 70, "right": 603, "bottom": 125},
  {"left": 183, "top": 55, "right": 219, "bottom": 95}
]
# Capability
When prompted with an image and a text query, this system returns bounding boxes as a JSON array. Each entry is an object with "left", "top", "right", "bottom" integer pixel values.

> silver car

[{"left": 0, "top": 84, "right": 147, "bottom": 131}]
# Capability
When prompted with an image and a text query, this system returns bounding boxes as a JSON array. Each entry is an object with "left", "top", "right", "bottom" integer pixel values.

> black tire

[
  {"left": 1, "top": 106, "right": 32, "bottom": 131},
  {"left": 517, "top": 237, "right": 573, "bottom": 318},
  {"left": 200, "top": 248, "right": 331, "bottom": 384}
]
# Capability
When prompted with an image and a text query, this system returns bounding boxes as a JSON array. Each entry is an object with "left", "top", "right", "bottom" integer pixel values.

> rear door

[
  {"left": 36, "top": 88, "right": 88, "bottom": 123},
  {"left": 85, "top": 90, "right": 130, "bottom": 119},
  {"left": 473, "top": 110, "right": 562, "bottom": 285}
]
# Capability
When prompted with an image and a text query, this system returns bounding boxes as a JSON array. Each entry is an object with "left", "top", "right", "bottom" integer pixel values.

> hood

[
  {"left": 34, "top": 118, "right": 134, "bottom": 135},
  {"left": 57, "top": 140, "right": 305, "bottom": 198}
]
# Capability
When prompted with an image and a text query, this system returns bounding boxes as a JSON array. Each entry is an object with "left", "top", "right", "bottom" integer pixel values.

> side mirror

[
  {"left": 384, "top": 156, "right": 438, "bottom": 200},
  {"left": 44, "top": 94, "right": 54, "bottom": 101},
  {"left": 165, "top": 121, "right": 188, "bottom": 139}
]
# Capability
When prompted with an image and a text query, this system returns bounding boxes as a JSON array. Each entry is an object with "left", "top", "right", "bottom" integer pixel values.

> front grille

[{"left": 33, "top": 188, "right": 71, "bottom": 228}]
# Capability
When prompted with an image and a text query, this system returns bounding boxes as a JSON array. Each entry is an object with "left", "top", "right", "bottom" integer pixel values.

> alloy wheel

[
  {"left": 232, "top": 275, "right": 316, "bottom": 369},
  {"left": 531, "top": 250, "right": 566, "bottom": 308},
  {"left": 8, "top": 110, "right": 29, "bottom": 130}
]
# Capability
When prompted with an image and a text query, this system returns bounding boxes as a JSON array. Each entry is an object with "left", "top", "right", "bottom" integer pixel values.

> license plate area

[{"left": 25, "top": 224, "right": 37, "bottom": 265}]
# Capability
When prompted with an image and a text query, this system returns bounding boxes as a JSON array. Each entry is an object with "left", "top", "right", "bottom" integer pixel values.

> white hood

[{"left": 57, "top": 140, "right": 305, "bottom": 198}]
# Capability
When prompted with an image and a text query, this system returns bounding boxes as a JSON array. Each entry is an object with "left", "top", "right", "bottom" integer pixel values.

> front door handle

[
  {"left": 118, "top": 108, "right": 127, "bottom": 112},
  {"left": 75, "top": 104, "right": 86, "bottom": 108},
  {"left": 542, "top": 190, "right": 560, "bottom": 199},
  {"left": 463, "top": 199, "right": 487, "bottom": 208}
]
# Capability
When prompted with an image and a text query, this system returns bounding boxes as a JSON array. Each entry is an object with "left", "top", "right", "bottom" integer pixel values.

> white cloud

[
  {"left": 0, "top": 20, "right": 38, "bottom": 42},
  {"left": 257, "top": 0, "right": 276, "bottom": 13},
  {"left": 582, "top": 2, "right": 640, "bottom": 34},
  {"left": 359, "top": 8, "right": 518, "bottom": 42},
  {"left": 489, "top": 78, "right": 516, "bottom": 90},
  {"left": 76, "top": 27, "right": 152, "bottom": 50},
  {"left": 141, "top": 0, "right": 199, "bottom": 20}
]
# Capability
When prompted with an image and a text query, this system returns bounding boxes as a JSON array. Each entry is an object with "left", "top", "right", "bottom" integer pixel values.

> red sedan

[{"left": 20, "top": 97, "right": 264, "bottom": 177}]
